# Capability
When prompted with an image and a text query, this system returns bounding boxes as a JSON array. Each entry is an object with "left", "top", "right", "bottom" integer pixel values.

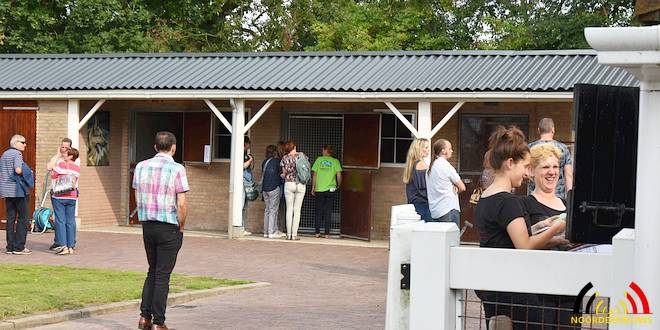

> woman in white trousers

[{"left": 280, "top": 141, "right": 306, "bottom": 240}]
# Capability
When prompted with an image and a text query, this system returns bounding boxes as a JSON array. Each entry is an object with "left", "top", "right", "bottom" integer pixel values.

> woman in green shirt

[{"left": 311, "top": 145, "right": 342, "bottom": 238}]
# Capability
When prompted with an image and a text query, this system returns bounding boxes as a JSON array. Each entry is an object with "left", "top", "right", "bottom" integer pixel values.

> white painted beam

[
  {"left": 243, "top": 100, "right": 274, "bottom": 134},
  {"left": 68, "top": 100, "right": 80, "bottom": 148},
  {"left": 204, "top": 99, "right": 232, "bottom": 132},
  {"left": 228, "top": 99, "right": 246, "bottom": 238},
  {"left": 77, "top": 99, "right": 106, "bottom": 131},
  {"left": 417, "top": 101, "right": 432, "bottom": 139},
  {"left": 385, "top": 102, "right": 419, "bottom": 138},
  {"left": 430, "top": 102, "right": 465, "bottom": 139}
]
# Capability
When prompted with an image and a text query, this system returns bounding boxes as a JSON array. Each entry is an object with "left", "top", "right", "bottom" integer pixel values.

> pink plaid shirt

[{"left": 132, "top": 153, "right": 189, "bottom": 225}]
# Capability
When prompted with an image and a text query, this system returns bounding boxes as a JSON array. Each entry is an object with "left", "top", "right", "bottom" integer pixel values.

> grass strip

[{"left": 0, "top": 263, "right": 251, "bottom": 320}]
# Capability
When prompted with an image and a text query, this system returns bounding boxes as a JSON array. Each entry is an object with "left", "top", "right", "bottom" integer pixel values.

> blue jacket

[{"left": 14, "top": 163, "right": 34, "bottom": 197}]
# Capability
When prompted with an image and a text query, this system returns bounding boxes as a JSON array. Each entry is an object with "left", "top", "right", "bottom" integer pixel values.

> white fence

[{"left": 386, "top": 204, "right": 637, "bottom": 330}]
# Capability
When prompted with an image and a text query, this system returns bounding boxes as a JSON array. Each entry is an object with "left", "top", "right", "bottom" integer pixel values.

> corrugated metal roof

[{"left": 0, "top": 50, "right": 638, "bottom": 92}]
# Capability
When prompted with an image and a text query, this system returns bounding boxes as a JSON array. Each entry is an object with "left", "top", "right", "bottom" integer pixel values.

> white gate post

[
  {"left": 410, "top": 222, "right": 460, "bottom": 330},
  {"left": 386, "top": 204, "right": 421, "bottom": 330},
  {"left": 585, "top": 25, "right": 660, "bottom": 328}
]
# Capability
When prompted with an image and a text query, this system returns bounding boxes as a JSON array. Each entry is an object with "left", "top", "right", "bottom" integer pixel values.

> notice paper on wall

[{"left": 204, "top": 145, "right": 211, "bottom": 163}]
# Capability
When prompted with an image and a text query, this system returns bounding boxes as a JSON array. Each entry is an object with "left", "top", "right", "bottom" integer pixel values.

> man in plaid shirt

[{"left": 132, "top": 131, "right": 188, "bottom": 330}]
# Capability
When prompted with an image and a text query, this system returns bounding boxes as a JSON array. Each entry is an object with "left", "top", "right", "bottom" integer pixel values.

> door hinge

[{"left": 400, "top": 263, "right": 410, "bottom": 290}]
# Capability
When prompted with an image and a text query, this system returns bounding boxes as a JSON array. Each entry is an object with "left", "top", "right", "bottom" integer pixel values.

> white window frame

[
  {"left": 376, "top": 109, "right": 417, "bottom": 168},
  {"left": 211, "top": 108, "right": 251, "bottom": 162}
]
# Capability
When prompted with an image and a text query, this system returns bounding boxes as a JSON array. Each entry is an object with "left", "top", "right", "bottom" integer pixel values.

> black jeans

[
  {"left": 314, "top": 191, "right": 336, "bottom": 235},
  {"left": 140, "top": 221, "right": 183, "bottom": 325},
  {"left": 5, "top": 197, "right": 28, "bottom": 252},
  {"left": 476, "top": 290, "right": 544, "bottom": 330}
]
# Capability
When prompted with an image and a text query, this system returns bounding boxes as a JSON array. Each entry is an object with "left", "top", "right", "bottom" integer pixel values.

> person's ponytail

[{"left": 484, "top": 126, "right": 529, "bottom": 171}]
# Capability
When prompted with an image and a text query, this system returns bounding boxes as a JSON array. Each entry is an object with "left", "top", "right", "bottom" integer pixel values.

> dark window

[
  {"left": 214, "top": 112, "right": 249, "bottom": 159},
  {"left": 380, "top": 113, "right": 415, "bottom": 164}
]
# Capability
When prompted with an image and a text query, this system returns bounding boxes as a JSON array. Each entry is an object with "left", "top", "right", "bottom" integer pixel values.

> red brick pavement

[{"left": 1, "top": 230, "right": 388, "bottom": 329}]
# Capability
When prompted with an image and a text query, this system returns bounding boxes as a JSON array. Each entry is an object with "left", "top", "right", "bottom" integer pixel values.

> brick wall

[
  {"left": 35, "top": 101, "right": 68, "bottom": 210},
  {"left": 77, "top": 101, "right": 127, "bottom": 227}
]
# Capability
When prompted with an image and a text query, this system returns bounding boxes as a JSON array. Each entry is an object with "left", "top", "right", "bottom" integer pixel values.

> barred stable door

[{"left": 0, "top": 105, "right": 37, "bottom": 230}]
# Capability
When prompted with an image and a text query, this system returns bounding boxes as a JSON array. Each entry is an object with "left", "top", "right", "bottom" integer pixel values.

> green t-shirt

[{"left": 311, "top": 156, "right": 342, "bottom": 192}]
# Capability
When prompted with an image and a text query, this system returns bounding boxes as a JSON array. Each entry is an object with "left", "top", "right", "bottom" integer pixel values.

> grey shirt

[{"left": 0, "top": 148, "right": 23, "bottom": 198}]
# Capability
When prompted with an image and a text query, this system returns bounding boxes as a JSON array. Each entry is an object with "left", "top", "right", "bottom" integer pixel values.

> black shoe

[{"left": 49, "top": 243, "right": 61, "bottom": 251}]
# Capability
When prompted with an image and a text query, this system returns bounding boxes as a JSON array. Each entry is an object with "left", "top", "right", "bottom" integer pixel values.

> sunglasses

[{"left": 18, "top": 141, "right": 26, "bottom": 145}]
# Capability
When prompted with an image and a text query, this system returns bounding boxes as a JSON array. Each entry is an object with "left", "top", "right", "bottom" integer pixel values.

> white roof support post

[
  {"left": 76, "top": 99, "right": 106, "bottom": 131},
  {"left": 417, "top": 101, "right": 432, "bottom": 139},
  {"left": 228, "top": 98, "right": 246, "bottom": 239},
  {"left": 430, "top": 102, "right": 465, "bottom": 139},
  {"left": 243, "top": 100, "right": 274, "bottom": 134},
  {"left": 204, "top": 99, "right": 232, "bottom": 132},
  {"left": 586, "top": 24, "right": 660, "bottom": 324},
  {"left": 68, "top": 99, "right": 80, "bottom": 148},
  {"left": 385, "top": 101, "right": 420, "bottom": 138}
]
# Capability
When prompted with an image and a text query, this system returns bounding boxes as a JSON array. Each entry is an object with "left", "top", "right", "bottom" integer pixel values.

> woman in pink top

[{"left": 51, "top": 148, "right": 80, "bottom": 255}]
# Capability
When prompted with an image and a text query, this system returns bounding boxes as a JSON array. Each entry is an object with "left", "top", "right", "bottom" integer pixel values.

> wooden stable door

[
  {"left": 340, "top": 114, "right": 380, "bottom": 241},
  {"left": 0, "top": 108, "right": 37, "bottom": 229}
]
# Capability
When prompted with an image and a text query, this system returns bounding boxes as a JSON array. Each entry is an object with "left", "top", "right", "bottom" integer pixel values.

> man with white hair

[{"left": 0, "top": 134, "right": 31, "bottom": 255}]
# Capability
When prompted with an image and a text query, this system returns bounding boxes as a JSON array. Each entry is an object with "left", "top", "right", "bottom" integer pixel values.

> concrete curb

[{"left": 1, "top": 282, "right": 270, "bottom": 329}]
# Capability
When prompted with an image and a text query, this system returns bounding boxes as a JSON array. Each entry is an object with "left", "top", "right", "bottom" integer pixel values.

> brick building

[{"left": 0, "top": 50, "right": 637, "bottom": 241}]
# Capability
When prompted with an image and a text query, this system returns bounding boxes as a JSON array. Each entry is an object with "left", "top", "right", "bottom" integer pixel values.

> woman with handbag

[{"left": 51, "top": 148, "right": 80, "bottom": 255}]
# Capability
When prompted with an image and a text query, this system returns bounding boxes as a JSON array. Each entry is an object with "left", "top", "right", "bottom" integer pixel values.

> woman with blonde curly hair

[
  {"left": 403, "top": 138, "right": 431, "bottom": 221},
  {"left": 522, "top": 142, "right": 574, "bottom": 328}
]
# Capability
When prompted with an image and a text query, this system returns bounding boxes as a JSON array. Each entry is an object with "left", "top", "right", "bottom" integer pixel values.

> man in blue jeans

[
  {"left": 133, "top": 132, "right": 189, "bottom": 330},
  {"left": 0, "top": 134, "right": 31, "bottom": 255}
]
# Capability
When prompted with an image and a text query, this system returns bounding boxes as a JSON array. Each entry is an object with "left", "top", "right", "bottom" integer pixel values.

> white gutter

[{"left": 0, "top": 90, "right": 574, "bottom": 102}]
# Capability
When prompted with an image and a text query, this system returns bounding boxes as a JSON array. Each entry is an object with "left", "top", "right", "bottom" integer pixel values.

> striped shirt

[
  {"left": 132, "top": 153, "right": 189, "bottom": 225},
  {"left": 0, "top": 148, "right": 23, "bottom": 198},
  {"left": 51, "top": 161, "right": 80, "bottom": 200}
]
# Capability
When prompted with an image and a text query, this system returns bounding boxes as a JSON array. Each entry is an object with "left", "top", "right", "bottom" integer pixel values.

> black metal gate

[{"left": 288, "top": 114, "right": 343, "bottom": 234}]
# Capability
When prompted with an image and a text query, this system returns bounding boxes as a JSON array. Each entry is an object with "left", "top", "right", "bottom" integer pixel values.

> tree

[
  {"left": 480, "top": 0, "right": 636, "bottom": 49},
  {"left": 0, "top": 0, "right": 638, "bottom": 53}
]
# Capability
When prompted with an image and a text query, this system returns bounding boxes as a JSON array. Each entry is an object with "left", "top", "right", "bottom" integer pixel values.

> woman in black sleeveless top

[
  {"left": 403, "top": 138, "right": 431, "bottom": 221},
  {"left": 523, "top": 143, "right": 575, "bottom": 329}
]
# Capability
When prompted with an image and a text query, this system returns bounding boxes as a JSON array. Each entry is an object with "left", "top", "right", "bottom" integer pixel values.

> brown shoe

[
  {"left": 151, "top": 324, "right": 172, "bottom": 330},
  {"left": 138, "top": 316, "right": 152, "bottom": 329}
]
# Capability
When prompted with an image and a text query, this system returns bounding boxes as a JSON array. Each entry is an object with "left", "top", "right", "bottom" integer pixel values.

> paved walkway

[{"left": 1, "top": 229, "right": 388, "bottom": 329}]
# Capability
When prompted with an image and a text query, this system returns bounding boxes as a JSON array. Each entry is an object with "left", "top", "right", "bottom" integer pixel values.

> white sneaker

[
  {"left": 275, "top": 231, "right": 286, "bottom": 238},
  {"left": 263, "top": 234, "right": 268, "bottom": 238},
  {"left": 243, "top": 231, "right": 252, "bottom": 236},
  {"left": 267, "top": 233, "right": 278, "bottom": 239}
]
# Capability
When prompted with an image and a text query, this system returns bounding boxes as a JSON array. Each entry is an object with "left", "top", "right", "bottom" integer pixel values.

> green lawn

[{"left": 0, "top": 264, "right": 251, "bottom": 320}]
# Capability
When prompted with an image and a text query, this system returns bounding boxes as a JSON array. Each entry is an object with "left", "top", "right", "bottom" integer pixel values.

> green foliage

[
  {"left": 0, "top": 0, "right": 637, "bottom": 53},
  {"left": 0, "top": 263, "right": 250, "bottom": 320}
]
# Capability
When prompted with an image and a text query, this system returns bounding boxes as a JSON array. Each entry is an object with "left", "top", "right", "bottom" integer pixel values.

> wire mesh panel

[
  {"left": 288, "top": 115, "right": 343, "bottom": 234},
  {"left": 458, "top": 290, "right": 609, "bottom": 329}
]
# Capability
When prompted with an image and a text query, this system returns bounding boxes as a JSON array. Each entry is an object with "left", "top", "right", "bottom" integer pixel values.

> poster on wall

[{"left": 87, "top": 111, "right": 110, "bottom": 166}]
